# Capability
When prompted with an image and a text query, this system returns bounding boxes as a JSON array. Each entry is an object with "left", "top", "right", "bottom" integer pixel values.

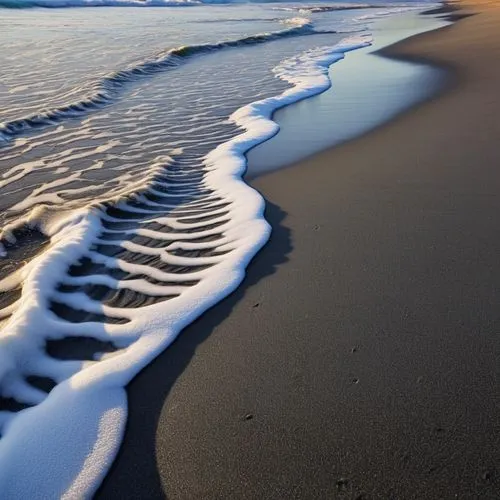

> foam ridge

[{"left": 0, "top": 34, "right": 371, "bottom": 496}]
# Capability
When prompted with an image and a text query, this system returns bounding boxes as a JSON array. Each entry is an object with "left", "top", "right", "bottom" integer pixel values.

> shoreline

[
  {"left": 99, "top": 1, "right": 500, "bottom": 498},
  {"left": 247, "top": 6, "right": 453, "bottom": 177}
]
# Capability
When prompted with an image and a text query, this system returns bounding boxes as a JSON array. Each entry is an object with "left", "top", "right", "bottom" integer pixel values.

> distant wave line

[
  {"left": 0, "top": 18, "right": 329, "bottom": 143},
  {"left": 0, "top": 0, "right": 437, "bottom": 9}
]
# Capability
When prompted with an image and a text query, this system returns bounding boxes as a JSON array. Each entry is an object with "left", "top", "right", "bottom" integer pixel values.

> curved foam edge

[{"left": 0, "top": 34, "right": 371, "bottom": 497}]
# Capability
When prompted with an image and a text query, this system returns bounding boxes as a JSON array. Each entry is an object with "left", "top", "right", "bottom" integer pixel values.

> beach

[
  {"left": 99, "top": 2, "right": 500, "bottom": 498},
  {"left": 3, "top": 1, "right": 471, "bottom": 495}
]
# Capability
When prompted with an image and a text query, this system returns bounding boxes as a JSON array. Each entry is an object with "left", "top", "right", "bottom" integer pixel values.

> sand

[{"left": 98, "top": 2, "right": 500, "bottom": 498}]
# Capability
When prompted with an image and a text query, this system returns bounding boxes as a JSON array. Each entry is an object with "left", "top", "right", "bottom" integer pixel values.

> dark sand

[{"left": 99, "top": 2, "right": 500, "bottom": 498}]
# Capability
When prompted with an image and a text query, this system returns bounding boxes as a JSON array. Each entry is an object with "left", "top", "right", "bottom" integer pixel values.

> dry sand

[{"left": 99, "top": 2, "right": 500, "bottom": 498}]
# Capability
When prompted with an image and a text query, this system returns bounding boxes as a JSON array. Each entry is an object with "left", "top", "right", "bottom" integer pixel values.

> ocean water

[{"left": 0, "top": 1, "right": 440, "bottom": 496}]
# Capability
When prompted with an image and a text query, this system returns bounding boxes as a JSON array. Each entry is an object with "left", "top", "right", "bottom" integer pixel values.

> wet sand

[{"left": 99, "top": 2, "right": 500, "bottom": 498}]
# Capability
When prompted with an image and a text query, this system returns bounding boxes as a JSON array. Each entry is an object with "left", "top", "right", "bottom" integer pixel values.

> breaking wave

[{"left": 0, "top": 17, "right": 317, "bottom": 143}]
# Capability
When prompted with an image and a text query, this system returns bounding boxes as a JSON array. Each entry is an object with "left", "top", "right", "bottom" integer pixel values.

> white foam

[
  {"left": 350, "top": 3, "right": 440, "bottom": 24},
  {"left": 280, "top": 16, "right": 312, "bottom": 28},
  {"left": 0, "top": 34, "right": 371, "bottom": 497},
  {"left": 274, "top": 2, "right": 438, "bottom": 15}
]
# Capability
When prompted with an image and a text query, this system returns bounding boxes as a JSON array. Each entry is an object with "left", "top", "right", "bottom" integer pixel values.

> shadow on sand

[{"left": 96, "top": 198, "right": 292, "bottom": 498}]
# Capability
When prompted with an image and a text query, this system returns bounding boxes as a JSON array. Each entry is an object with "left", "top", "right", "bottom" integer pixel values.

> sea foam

[{"left": 0, "top": 34, "right": 371, "bottom": 496}]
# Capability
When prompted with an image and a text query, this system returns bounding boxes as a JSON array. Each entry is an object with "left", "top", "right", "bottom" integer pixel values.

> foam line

[{"left": 0, "top": 34, "right": 371, "bottom": 496}]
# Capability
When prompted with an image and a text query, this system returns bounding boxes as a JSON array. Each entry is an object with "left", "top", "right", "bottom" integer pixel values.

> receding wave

[
  {"left": 0, "top": 34, "right": 371, "bottom": 497},
  {"left": 0, "top": 18, "right": 318, "bottom": 143}
]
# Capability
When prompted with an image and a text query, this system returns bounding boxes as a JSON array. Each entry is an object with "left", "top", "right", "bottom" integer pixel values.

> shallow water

[{"left": 247, "top": 10, "right": 450, "bottom": 174}]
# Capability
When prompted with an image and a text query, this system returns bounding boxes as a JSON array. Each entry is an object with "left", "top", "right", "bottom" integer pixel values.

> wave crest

[{"left": 0, "top": 19, "right": 317, "bottom": 143}]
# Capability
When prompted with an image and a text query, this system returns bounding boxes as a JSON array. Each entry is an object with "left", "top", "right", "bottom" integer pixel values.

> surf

[
  {"left": 0, "top": 33, "right": 371, "bottom": 496},
  {"left": 0, "top": 17, "right": 318, "bottom": 144}
]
